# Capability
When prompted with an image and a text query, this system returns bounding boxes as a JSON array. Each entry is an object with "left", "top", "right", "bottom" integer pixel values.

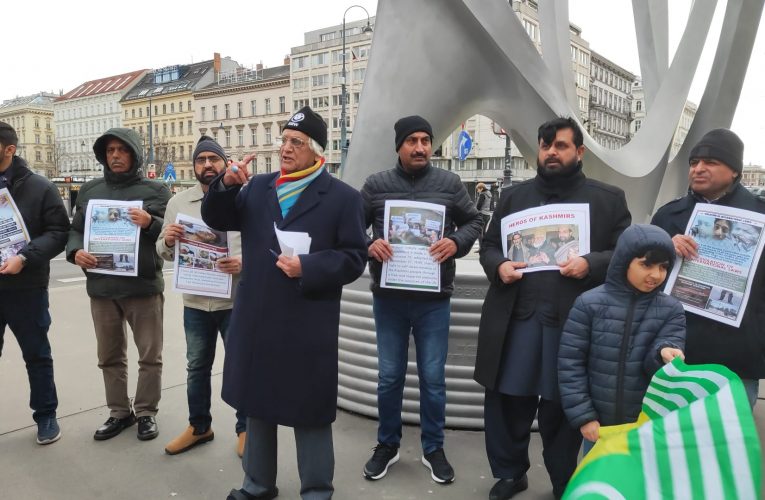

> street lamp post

[
  {"left": 148, "top": 96, "right": 154, "bottom": 168},
  {"left": 339, "top": 5, "right": 373, "bottom": 177}
]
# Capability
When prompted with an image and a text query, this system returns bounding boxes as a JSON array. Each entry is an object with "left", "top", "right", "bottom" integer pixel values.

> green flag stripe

[
  {"left": 663, "top": 410, "right": 692, "bottom": 499},
  {"left": 665, "top": 363, "right": 732, "bottom": 388},
  {"left": 716, "top": 385, "right": 757, "bottom": 499},
  {"left": 638, "top": 421, "right": 662, "bottom": 500},
  {"left": 652, "top": 417, "right": 676, "bottom": 498},
  {"left": 643, "top": 392, "right": 678, "bottom": 420},
  {"left": 644, "top": 387, "right": 685, "bottom": 415},
  {"left": 690, "top": 399, "right": 724, "bottom": 498},
  {"left": 704, "top": 393, "right": 739, "bottom": 498},
  {"left": 678, "top": 404, "right": 706, "bottom": 499},
  {"left": 649, "top": 376, "right": 705, "bottom": 403}
]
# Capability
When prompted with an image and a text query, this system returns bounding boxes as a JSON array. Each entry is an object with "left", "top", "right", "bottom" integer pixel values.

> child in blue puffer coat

[{"left": 558, "top": 224, "right": 686, "bottom": 454}]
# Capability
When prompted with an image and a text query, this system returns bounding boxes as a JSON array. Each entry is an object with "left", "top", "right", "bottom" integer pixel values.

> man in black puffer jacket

[
  {"left": 652, "top": 128, "right": 765, "bottom": 409},
  {"left": 0, "top": 122, "right": 69, "bottom": 445},
  {"left": 67, "top": 128, "right": 170, "bottom": 442},
  {"left": 360, "top": 115, "right": 482, "bottom": 484},
  {"left": 558, "top": 224, "right": 686, "bottom": 455}
]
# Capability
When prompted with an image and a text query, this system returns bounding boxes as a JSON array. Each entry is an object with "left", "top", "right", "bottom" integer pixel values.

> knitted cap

[
  {"left": 394, "top": 115, "right": 433, "bottom": 151},
  {"left": 282, "top": 106, "right": 327, "bottom": 150},
  {"left": 193, "top": 135, "right": 227, "bottom": 163},
  {"left": 689, "top": 128, "right": 744, "bottom": 175}
]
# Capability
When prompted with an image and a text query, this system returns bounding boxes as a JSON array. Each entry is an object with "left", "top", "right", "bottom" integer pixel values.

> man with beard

[
  {"left": 157, "top": 136, "right": 246, "bottom": 457},
  {"left": 475, "top": 117, "right": 630, "bottom": 500}
]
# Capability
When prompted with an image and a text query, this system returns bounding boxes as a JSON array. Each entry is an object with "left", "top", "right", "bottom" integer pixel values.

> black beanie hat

[
  {"left": 193, "top": 135, "right": 227, "bottom": 164},
  {"left": 282, "top": 106, "right": 327, "bottom": 150},
  {"left": 689, "top": 128, "right": 744, "bottom": 176},
  {"left": 394, "top": 115, "right": 433, "bottom": 151}
]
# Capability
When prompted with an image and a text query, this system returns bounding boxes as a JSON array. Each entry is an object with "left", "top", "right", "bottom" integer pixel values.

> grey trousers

[
  {"left": 242, "top": 417, "right": 334, "bottom": 500},
  {"left": 90, "top": 294, "right": 164, "bottom": 418}
]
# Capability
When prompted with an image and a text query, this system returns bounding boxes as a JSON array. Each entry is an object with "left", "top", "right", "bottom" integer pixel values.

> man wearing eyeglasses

[
  {"left": 157, "top": 135, "right": 246, "bottom": 457},
  {"left": 67, "top": 128, "right": 171, "bottom": 442},
  {"left": 360, "top": 115, "right": 483, "bottom": 485},
  {"left": 202, "top": 106, "right": 367, "bottom": 500}
]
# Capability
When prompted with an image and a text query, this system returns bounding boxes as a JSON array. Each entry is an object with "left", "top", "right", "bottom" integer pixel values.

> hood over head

[
  {"left": 606, "top": 224, "right": 676, "bottom": 294},
  {"left": 93, "top": 128, "right": 144, "bottom": 184}
]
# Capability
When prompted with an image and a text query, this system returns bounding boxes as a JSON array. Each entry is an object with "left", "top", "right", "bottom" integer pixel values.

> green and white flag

[{"left": 563, "top": 359, "right": 761, "bottom": 499}]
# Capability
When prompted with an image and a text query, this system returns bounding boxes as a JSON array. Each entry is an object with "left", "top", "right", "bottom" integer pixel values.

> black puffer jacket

[
  {"left": 66, "top": 128, "right": 171, "bottom": 299},
  {"left": 0, "top": 156, "right": 69, "bottom": 290},
  {"left": 558, "top": 224, "right": 686, "bottom": 429},
  {"left": 652, "top": 183, "right": 765, "bottom": 379},
  {"left": 361, "top": 161, "right": 482, "bottom": 299}
]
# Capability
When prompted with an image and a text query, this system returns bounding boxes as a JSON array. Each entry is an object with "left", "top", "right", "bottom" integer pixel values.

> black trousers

[{"left": 484, "top": 389, "right": 581, "bottom": 497}]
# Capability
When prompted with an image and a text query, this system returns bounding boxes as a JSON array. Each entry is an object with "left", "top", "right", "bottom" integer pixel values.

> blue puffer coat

[{"left": 558, "top": 224, "right": 686, "bottom": 429}]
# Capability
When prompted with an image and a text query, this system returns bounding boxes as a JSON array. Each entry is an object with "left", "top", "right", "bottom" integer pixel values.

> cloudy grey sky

[{"left": 3, "top": 1, "right": 762, "bottom": 164}]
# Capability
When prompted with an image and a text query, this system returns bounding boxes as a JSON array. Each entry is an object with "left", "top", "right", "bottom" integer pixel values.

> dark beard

[
  {"left": 536, "top": 156, "right": 580, "bottom": 178},
  {"left": 195, "top": 169, "right": 216, "bottom": 185}
]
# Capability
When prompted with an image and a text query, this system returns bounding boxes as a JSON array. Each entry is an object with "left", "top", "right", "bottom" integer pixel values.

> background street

[{"left": 1, "top": 256, "right": 764, "bottom": 499}]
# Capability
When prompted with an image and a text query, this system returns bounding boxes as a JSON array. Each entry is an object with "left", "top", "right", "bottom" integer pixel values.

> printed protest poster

[
  {"left": 381, "top": 200, "right": 445, "bottom": 292},
  {"left": 0, "top": 188, "right": 30, "bottom": 265},
  {"left": 84, "top": 199, "right": 141, "bottom": 276},
  {"left": 172, "top": 214, "right": 232, "bottom": 298},
  {"left": 499, "top": 204, "right": 590, "bottom": 272},
  {"left": 664, "top": 204, "right": 765, "bottom": 327}
]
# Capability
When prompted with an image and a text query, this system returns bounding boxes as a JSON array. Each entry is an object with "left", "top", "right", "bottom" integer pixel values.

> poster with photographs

[
  {"left": 84, "top": 199, "right": 141, "bottom": 276},
  {"left": 381, "top": 200, "right": 446, "bottom": 292},
  {"left": 500, "top": 204, "right": 590, "bottom": 273},
  {"left": 172, "top": 214, "right": 232, "bottom": 298},
  {"left": 664, "top": 204, "right": 765, "bottom": 327},
  {"left": 0, "top": 188, "right": 31, "bottom": 265}
]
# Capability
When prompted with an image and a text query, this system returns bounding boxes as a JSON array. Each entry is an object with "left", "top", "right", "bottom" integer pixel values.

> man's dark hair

[
  {"left": 537, "top": 117, "right": 583, "bottom": 148},
  {"left": 0, "top": 121, "right": 18, "bottom": 148},
  {"left": 633, "top": 245, "right": 673, "bottom": 266}
]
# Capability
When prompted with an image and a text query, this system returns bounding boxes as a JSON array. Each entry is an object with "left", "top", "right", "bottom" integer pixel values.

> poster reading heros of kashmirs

[
  {"left": 500, "top": 204, "right": 590, "bottom": 273},
  {"left": 0, "top": 188, "right": 31, "bottom": 265},
  {"left": 664, "top": 204, "right": 765, "bottom": 327},
  {"left": 381, "top": 200, "right": 446, "bottom": 292},
  {"left": 172, "top": 214, "right": 232, "bottom": 299},
  {"left": 84, "top": 199, "right": 141, "bottom": 276}
]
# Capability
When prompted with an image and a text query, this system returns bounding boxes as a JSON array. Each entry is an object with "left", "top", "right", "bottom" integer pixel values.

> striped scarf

[{"left": 275, "top": 157, "right": 325, "bottom": 217}]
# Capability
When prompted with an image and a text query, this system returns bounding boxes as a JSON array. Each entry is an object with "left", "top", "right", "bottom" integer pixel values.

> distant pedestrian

[
  {"left": 0, "top": 121, "right": 70, "bottom": 445},
  {"left": 476, "top": 182, "right": 493, "bottom": 238}
]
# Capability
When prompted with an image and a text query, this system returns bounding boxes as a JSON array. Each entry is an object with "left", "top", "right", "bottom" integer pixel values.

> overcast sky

[{"left": 4, "top": 1, "right": 763, "bottom": 164}]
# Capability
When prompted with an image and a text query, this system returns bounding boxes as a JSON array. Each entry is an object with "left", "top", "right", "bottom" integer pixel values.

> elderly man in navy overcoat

[{"left": 202, "top": 106, "right": 367, "bottom": 500}]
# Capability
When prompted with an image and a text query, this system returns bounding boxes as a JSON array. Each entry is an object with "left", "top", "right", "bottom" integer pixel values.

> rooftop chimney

[
  {"left": 284, "top": 55, "right": 290, "bottom": 65},
  {"left": 256, "top": 63, "right": 264, "bottom": 71},
  {"left": 213, "top": 52, "right": 221, "bottom": 75}
]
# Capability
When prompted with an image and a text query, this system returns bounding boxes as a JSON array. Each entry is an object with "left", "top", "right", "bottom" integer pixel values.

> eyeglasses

[
  {"left": 194, "top": 155, "right": 224, "bottom": 165},
  {"left": 278, "top": 136, "right": 307, "bottom": 149}
]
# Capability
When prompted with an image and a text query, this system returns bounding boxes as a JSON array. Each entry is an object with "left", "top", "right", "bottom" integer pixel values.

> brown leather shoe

[
  {"left": 164, "top": 426, "right": 214, "bottom": 455},
  {"left": 237, "top": 431, "right": 246, "bottom": 458}
]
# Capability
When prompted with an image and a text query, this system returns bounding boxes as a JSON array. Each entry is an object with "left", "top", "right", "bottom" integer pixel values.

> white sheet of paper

[{"left": 274, "top": 223, "right": 311, "bottom": 256}]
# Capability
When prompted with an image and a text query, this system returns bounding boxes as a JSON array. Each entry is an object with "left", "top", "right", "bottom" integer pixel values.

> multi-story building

[
  {"left": 630, "top": 80, "right": 697, "bottom": 159},
  {"left": 0, "top": 93, "right": 57, "bottom": 178},
  {"left": 121, "top": 54, "right": 239, "bottom": 183},
  {"left": 54, "top": 70, "right": 147, "bottom": 178},
  {"left": 290, "top": 17, "right": 375, "bottom": 172},
  {"left": 434, "top": 0, "right": 594, "bottom": 195},
  {"left": 194, "top": 63, "right": 290, "bottom": 175},
  {"left": 742, "top": 163, "right": 765, "bottom": 188},
  {"left": 588, "top": 50, "right": 636, "bottom": 150}
]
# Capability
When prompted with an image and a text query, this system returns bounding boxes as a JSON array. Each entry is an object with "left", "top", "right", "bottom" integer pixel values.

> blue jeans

[
  {"left": 742, "top": 378, "right": 760, "bottom": 409},
  {"left": 184, "top": 307, "right": 245, "bottom": 434},
  {"left": 0, "top": 288, "right": 57, "bottom": 423},
  {"left": 373, "top": 295, "right": 450, "bottom": 455}
]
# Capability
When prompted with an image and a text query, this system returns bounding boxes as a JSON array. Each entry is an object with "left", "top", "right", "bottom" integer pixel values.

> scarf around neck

[{"left": 276, "top": 157, "right": 325, "bottom": 217}]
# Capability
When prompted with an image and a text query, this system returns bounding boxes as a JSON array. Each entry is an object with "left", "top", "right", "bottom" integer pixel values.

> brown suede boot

[
  {"left": 237, "top": 431, "right": 246, "bottom": 458},
  {"left": 164, "top": 426, "right": 214, "bottom": 455}
]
